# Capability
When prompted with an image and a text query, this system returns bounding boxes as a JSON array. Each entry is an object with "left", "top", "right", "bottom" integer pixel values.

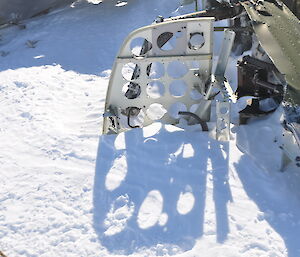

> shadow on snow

[
  {"left": 93, "top": 124, "right": 232, "bottom": 255},
  {"left": 234, "top": 140, "right": 300, "bottom": 257}
]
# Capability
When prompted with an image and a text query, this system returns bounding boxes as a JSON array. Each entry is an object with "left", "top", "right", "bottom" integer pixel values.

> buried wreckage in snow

[{"left": 103, "top": 0, "right": 300, "bottom": 171}]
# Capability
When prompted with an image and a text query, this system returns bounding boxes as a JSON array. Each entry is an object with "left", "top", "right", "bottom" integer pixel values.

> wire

[
  {"left": 127, "top": 107, "right": 141, "bottom": 129},
  {"left": 178, "top": 111, "right": 209, "bottom": 131}
]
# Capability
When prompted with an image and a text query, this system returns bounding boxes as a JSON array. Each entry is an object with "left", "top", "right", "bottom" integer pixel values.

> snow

[
  {"left": 0, "top": 0, "right": 300, "bottom": 257},
  {"left": 95, "top": 120, "right": 300, "bottom": 256}
]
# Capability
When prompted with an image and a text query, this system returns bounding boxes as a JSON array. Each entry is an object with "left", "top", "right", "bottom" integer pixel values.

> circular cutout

[
  {"left": 167, "top": 61, "right": 188, "bottom": 79},
  {"left": 220, "top": 106, "right": 229, "bottom": 115},
  {"left": 119, "top": 108, "right": 145, "bottom": 128},
  {"left": 129, "top": 108, "right": 145, "bottom": 127},
  {"left": 169, "top": 80, "right": 187, "bottom": 98},
  {"left": 122, "top": 82, "right": 141, "bottom": 99},
  {"left": 146, "top": 81, "right": 165, "bottom": 99},
  {"left": 147, "top": 62, "right": 165, "bottom": 79},
  {"left": 157, "top": 32, "right": 176, "bottom": 51},
  {"left": 188, "top": 32, "right": 205, "bottom": 50},
  {"left": 146, "top": 103, "right": 167, "bottom": 120},
  {"left": 169, "top": 102, "right": 187, "bottom": 119},
  {"left": 122, "top": 63, "right": 140, "bottom": 81},
  {"left": 218, "top": 118, "right": 228, "bottom": 130},
  {"left": 190, "top": 89, "right": 203, "bottom": 100},
  {"left": 130, "top": 37, "right": 152, "bottom": 57}
]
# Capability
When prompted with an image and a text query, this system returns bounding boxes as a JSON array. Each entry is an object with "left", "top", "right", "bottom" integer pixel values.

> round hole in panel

[
  {"left": 190, "top": 89, "right": 203, "bottom": 100},
  {"left": 157, "top": 32, "right": 177, "bottom": 51},
  {"left": 147, "top": 62, "right": 165, "bottom": 79},
  {"left": 188, "top": 32, "right": 205, "bottom": 50},
  {"left": 169, "top": 80, "right": 187, "bottom": 98},
  {"left": 146, "top": 103, "right": 167, "bottom": 120},
  {"left": 167, "top": 61, "right": 188, "bottom": 79},
  {"left": 169, "top": 102, "right": 187, "bottom": 119},
  {"left": 220, "top": 106, "right": 229, "bottom": 115},
  {"left": 129, "top": 108, "right": 145, "bottom": 127},
  {"left": 122, "top": 82, "right": 141, "bottom": 99},
  {"left": 130, "top": 37, "right": 152, "bottom": 57},
  {"left": 146, "top": 81, "right": 165, "bottom": 99},
  {"left": 122, "top": 62, "right": 140, "bottom": 81},
  {"left": 218, "top": 118, "right": 228, "bottom": 130},
  {"left": 119, "top": 108, "right": 145, "bottom": 128}
]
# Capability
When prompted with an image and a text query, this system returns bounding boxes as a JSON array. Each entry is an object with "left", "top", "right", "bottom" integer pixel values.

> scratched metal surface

[{"left": 242, "top": 0, "right": 300, "bottom": 96}]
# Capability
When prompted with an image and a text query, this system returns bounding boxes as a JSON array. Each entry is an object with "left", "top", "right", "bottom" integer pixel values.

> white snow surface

[{"left": 1, "top": 0, "right": 300, "bottom": 257}]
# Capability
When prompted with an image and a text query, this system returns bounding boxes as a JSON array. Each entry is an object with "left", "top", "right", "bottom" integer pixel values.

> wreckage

[{"left": 103, "top": 0, "right": 300, "bottom": 170}]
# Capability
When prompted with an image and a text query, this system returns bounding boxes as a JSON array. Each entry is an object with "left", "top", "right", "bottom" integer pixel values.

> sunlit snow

[{"left": 0, "top": 0, "right": 300, "bottom": 257}]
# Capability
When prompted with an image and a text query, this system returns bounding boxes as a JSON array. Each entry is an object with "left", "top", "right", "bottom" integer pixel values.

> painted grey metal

[
  {"left": 214, "top": 30, "right": 235, "bottom": 141},
  {"left": 279, "top": 122, "right": 300, "bottom": 171},
  {"left": 214, "top": 29, "right": 235, "bottom": 78},
  {"left": 216, "top": 101, "right": 231, "bottom": 141},
  {"left": 193, "top": 99, "right": 211, "bottom": 121},
  {"left": 0, "top": 0, "right": 74, "bottom": 25},
  {"left": 242, "top": 1, "right": 300, "bottom": 95}
]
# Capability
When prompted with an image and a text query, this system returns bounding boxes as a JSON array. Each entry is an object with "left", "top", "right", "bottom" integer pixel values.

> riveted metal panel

[{"left": 242, "top": 1, "right": 300, "bottom": 95}]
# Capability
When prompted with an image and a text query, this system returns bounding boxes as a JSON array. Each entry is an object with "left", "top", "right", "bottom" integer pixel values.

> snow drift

[{"left": 0, "top": 1, "right": 300, "bottom": 257}]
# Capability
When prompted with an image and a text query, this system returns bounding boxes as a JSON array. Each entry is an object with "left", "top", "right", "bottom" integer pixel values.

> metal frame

[
  {"left": 242, "top": 0, "right": 300, "bottom": 104},
  {"left": 103, "top": 18, "right": 214, "bottom": 134},
  {"left": 279, "top": 121, "right": 300, "bottom": 171},
  {"left": 214, "top": 30, "right": 235, "bottom": 141}
]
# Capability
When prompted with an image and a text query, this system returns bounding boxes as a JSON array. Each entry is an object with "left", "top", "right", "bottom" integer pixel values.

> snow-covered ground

[{"left": 0, "top": 0, "right": 300, "bottom": 256}]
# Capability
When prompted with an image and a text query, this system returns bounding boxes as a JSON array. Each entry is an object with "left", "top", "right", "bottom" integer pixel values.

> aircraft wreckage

[{"left": 102, "top": 0, "right": 300, "bottom": 171}]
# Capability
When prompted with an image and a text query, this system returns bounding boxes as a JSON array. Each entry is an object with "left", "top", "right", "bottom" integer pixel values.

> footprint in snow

[
  {"left": 103, "top": 194, "right": 134, "bottom": 236},
  {"left": 105, "top": 154, "right": 128, "bottom": 191},
  {"left": 0, "top": 51, "right": 9, "bottom": 57}
]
